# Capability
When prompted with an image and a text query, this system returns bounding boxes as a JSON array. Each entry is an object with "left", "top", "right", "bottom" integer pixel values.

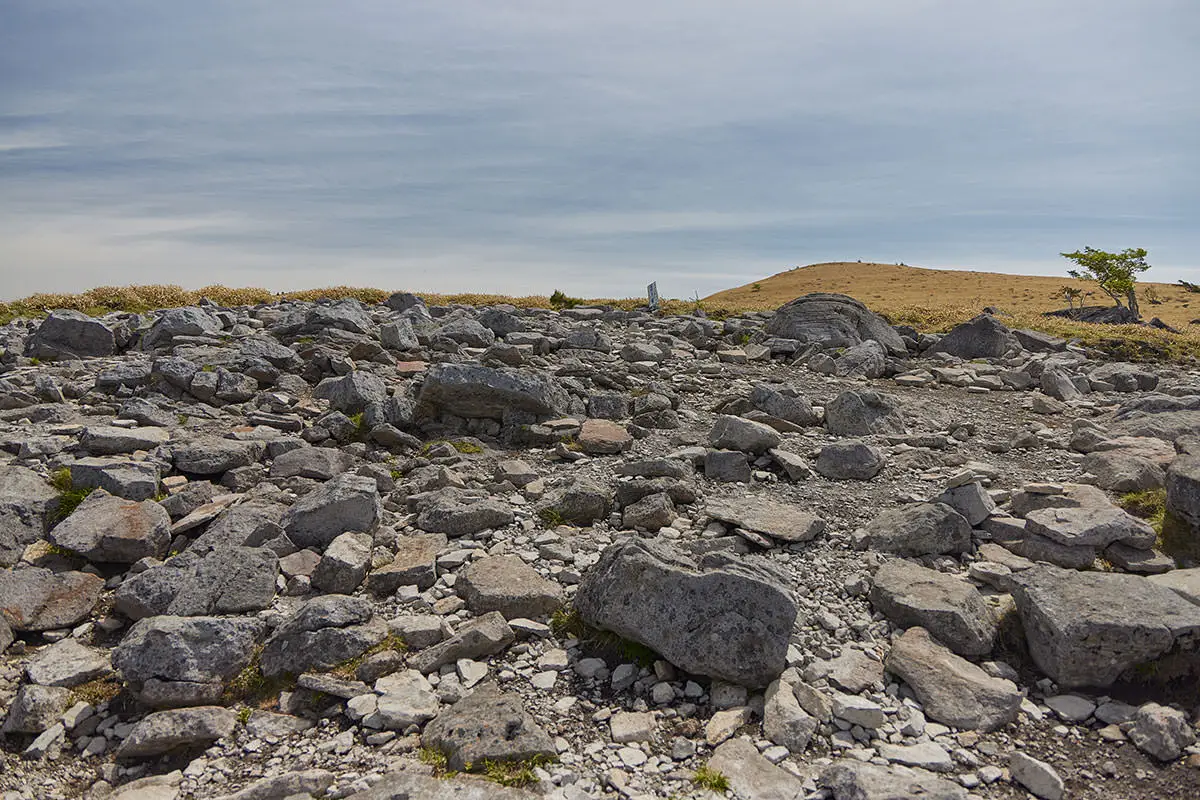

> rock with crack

[
  {"left": 0, "top": 567, "right": 105, "bottom": 632},
  {"left": 824, "top": 389, "right": 907, "bottom": 437},
  {"left": 260, "top": 595, "right": 387, "bottom": 677},
  {"left": 764, "top": 293, "right": 907, "bottom": 356},
  {"left": 1011, "top": 565, "right": 1200, "bottom": 688},
  {"left": 457, "top": 555, "right": 563, "bottom": 619},
  {"left": 415, "top": 363, "right": 569, "bottom": 421},
  {"left": 706, "top": 497, "right": 825, "bottom": 543},
  {"left": 820, "top": 759, "right": 968, "bottom": 800},
  {"left": 282, "top": 473, "right": 381, "bottom": 549},
  {"left": 884, "top": 627, "right": 1022, "bottom": 732},
  {"left": 421, "top": 682, "right": 555, "bottom": 772},
  {"left": 414, "top": 489, "right": 514, "bottom": 537},
  {"left": 112, "top": 615, "right": 263, "bottom": 707},
  {"left": 574, "top": 538, "right": 796, "bottom": 688},
  {"left": 706, "top": 737, "right": 807, "bottom": 800},
  {"left": 409, "top": 612, "right": 515, "bottom": 674},
  {"left": 25, "top": 637, "right": 112, "bottom": 687},
  {"left": 115, "top": 706, "right": 237, "bottom": 760},
  {"left": 870, "top": 560, "right": 998, "bottom": 656},
  {"left": 115, "top": 547, "right": 279, "bottom": 619},
  {"left": 0, "top": 466, "right": 61, "bottom": 566},
  {"left": 814, "top": 440, "right": 886, "bottom": 480},
  {"left": 48, "top": 489, "right": 171, "bottom": 563},
  {"left": 853, "top": 503, "right": 971, "bottom": 556}
]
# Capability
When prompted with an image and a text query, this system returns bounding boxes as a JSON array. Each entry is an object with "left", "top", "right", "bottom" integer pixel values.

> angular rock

[
  {"left": 0, "top": 684, "right": 72, "bottom": 734},
  {"left": 825, "top": 390, "right": 906, "bottom": 437},
  {"left": 415, "top": 363, "right": 569, "bottom": 421},
  {"left": 934, "top": 482, "right": 996, "bottom": 526},
  {"left": 707, "top": 737, "right": 807, "bottom": 800},
  {"left": 706, "top": 497, "right": 824, "bottom": 543},
  {"left": 1024, "top": 503, "right": 1156, "bottom": 549},
  {"left": 575, "top": 539, "right": 796, "bottom": 688},
  {"left": 409, "top": 612, "right": 515, "bottom": 674},
  {"left": 0, "top": 465, "right": 59, "bottom": 566},
  {"left": 26, "top": 309, "right": 118, "bottom": 360},
  {"left": 870, "top": 561, "right": 998, "bottom": 656},
  {"left": 115, "top": 707, "right": 236, "bottom": 760},
  {"left": 172, "top": 438, "right": 264, "bottom": 475},
  {"left": 820, "top": 759, "right": 967, "bottom": 800},
  {"left": 260, "top": 594, "right": 386, "bottom": 677},
  {"left": 1128, "top": 702, "right": 1197, "bottom": 761},
  {"left": 422, "top": 682, "right": 555, "bottom": 772},
  {"left": 113, "top": 615, "right": 263, "bottom": 689},
  {"left": 577, "top": 419, "right": 632, "bottom": 454},
  {"left": 342, "top": 772, "right": 538, "bottom": 800},
  {"left": 269, "top": 447, "right": 354, "bottom": 480},
  {"left": 765, "top": 293, "right": 906, "bottom": 356},
  {"left": 80, "top": 425, "right": 171, "bottom": 455},
  {"left": 931, "top": 314, "right": 1017, "bottom": 359},
  {"left": 283, "top": 473, "right": 381, "bottom": 549},
  {"left": 885, "top": 627, "right": 1021, "bottom": 732},
  {"left": 750, "top": 384, "right": 819, "bottom": 427},
  {"left": 368, "top": 533, "right": 445, "bottom": 593},
  {"left": 25, "top": 637, "right": 112, "bottom": 687},
  {"left": 457, "top": 556, "right": 563, "bottom": 619},
  {"left": 1011, "top": 565, "right": 1200, "bottom": 688},
  {"left": 708, "top": 414, "right": 781, "bottom": 454},
  {"left": 311, "top": 531, "right": 373, "bottom": 594},
  {"left": 1009, "top": 752, "right": 1064, "bottom": 800},
  {"left": 69, "top": 457, "right": 160, "bottom": 501},
  {"left": 853, "top": 503, "right": 971, "bottom": 556},
  {"left": 416, "top": 491, "right": 513, "bottom": 537},
  {"left": 0, "top": 567, "right": 105, "bottom": 631},
  {"left": 313, "top": 371, "right": 388, "bottom": 415},
  {"left": 763, "top": 679, "right": 817, "bottom": 752},
  {"left": 814, "top": 441, "right": 885, "bottom": 480},
  {"left": 622, "top": 492, "right": 675, "bottom": 531},
  {"left": 115, "top": 547, "right": 279, "bottom": 619},
  {"left": 49, "top": 489, "right": 171, "bottom": 563}
]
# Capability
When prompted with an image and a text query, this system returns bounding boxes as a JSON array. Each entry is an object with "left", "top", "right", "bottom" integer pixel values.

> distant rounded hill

[{"left": 703, "top": 261, "right": 1198, "bottom": 330}]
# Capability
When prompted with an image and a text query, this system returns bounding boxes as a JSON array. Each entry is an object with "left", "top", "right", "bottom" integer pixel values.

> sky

[{"left": 1, "top": 0, "right": 1198, "bottom": 301}]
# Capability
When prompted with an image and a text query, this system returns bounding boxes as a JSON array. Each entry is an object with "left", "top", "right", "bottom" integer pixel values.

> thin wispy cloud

[{"left": 1, "top": 0, "right": 1197, "bottom": 300}]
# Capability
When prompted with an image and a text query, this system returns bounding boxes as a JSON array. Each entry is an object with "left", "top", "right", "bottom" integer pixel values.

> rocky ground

[{"left": 1, "top": 292, "right": 1199, "bottom": 800}]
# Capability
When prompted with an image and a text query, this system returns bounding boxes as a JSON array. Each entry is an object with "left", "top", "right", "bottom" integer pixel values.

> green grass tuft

[
  {"left": 693, "top": 764, "right": 730, "bottom": 792},
  {"left": 549, "top": 606, "right": 657, "bottom": 667},
  {"left": 479, "top": 755, "right": 555, "bottom": 787},
  {"left": 49, "top": 468, "right": 94, "bottom": 522}
]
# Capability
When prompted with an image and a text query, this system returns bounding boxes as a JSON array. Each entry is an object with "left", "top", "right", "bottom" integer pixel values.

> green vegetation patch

[
  {"left": 693, "top": 764, "right": 730, "bottom": 792},
  {"left": 49, "top": 468, "right": 93, "bottom": 522},
  {"left": 550, "top": 606, "right": 658, "bottom": 667}
]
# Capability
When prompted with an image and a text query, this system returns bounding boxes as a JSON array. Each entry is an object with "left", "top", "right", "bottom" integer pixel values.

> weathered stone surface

[
  {"left": 311, "top": 531, "right": 372, "bottom": 594},
  {"left": 934, "top": 482, "right": 996, "bottom": 526},
  {"left": 0, "top": 684, "right": 72, "bottom": 734},
  {"left": 1166, "top": 454, "right": 1200, "bottom": 528},
  {"left": 422, "top": 682, "right": 555, "bottom": 772},
  {"left": 0, "top": 567, "right": 104, "bottom": 631},
  {"left": 343, "top": 772, "right": 538, "bottom": 800},
  {"left": 208, "top": 770, "right": 336, "bottom": 800},
  {"left": 48, "top": 489, "right": 171, "bottom": 563},
  {"left": 885, "top": 627, "right": 1021, "bottom": 732},
  {"left": 26, "top": 309, "right": 118, "bottom": 360},
  {"left": 708, "top": 414, "right": 781, "bottom": 454},
  {"left": 870, "top": 561, "right": 997, "bottom": 656},
  {"left": 116, "top": 707, "right": 236, "bottom": 760},
  {"left": 622, "top": 491, "right": 675, "bottom": 531},
  {"left": 113, "top": 616, "right": 263, "bottom": 692},
  {"left": 1011, "top": 565, "right": 1200, "bottom": 688},
  {"left": 0, "top": 465, "right": 58, "bottom": 566},
  {"left": 825, "top": 390, "right": 906, "bottom": 436},
  {"left": 765, "top": 293, "right": 906, "bottom": 356},
  {"left": 1009, "top": 752, "right": 1064, "bottom": 800},
  {"left": 69, "top": 457, "right": 160, "bottom": 501},
  {"left": 416, "top": 491, "right": 512, "bottom": 537},
  {"left": 415, "top": 363, "right": 569, "bottom": 420},
  {"left": 853, "top": 503, "right": 971, "bottom": 556},
  {"left": 80, "top": 425, "right": 171, "bottom": 455},
  {"left": 575, "top": 539, "right": 796, "bottom": 688},
  {"left": 457, "top": 556, "right": 563, "bottom": 619},
  {"left": 708, "top": 737, "right": 807, "bottom": 800},
  {"left": 408, "top": 612, "right": 514, "bottom": 674},
  {"left": 368, "top": 533, "right": 445, "bottom": 593},
  {"left": 172, "top": 438, "right": 264, "bottom": 475},
  {"left": 835, "top": 339, "right": 887, "bottom": 378},
  {"left": 313, "top": 371, "right": 387, "bottom": 414},
  {"left": 1149, "top": 567, "right": 1200, "bottom": 606},
  {"left": 283, "top": 473, "right": 381, "bottom": 549},
  {"left": 763, "top": 679, "right": 817, "bottom": 752},
  {"left": 141, "top": 307, "right": 222, "bottom": 349},
  {"left": 260, "top": 595, "right": 387, "bottom": 677},
  {"left": 1128, "top": 702, "right": 1197, "bottom": 761},
  {"left": 1083, "top": 450, "right": 1165, "bottom": 493},
  {"left": 115, "top": 547, "right": 279, "bottom": 619},
  {"left": 814, "top": 440, "right": 885, "bottom": 480},
  {"left": 542, "top": 480, "right": 611, "bottom": 526},
  {"left": 25, "top": 637, "right": 112, "bottom": 687},
  {"left": 930, "top": 314, "right": 1018, "bottom": 359},
  {"left": 750, "top": 384, "right": 819, "bottom": 427},
  {"left": 269, "top": 447, "right": 354, "bottom": 480},
  {"left": 577, "top": 419, "right": 632, "bottom": 454},
  {"left": 820, "top": 759, "right": 968, "bottom": 800},
  {"left": 706, "top": 497, "right": 825, "bottom": 543},
  {"left": 1024, "top": 503, "right": 1156, "bottom": 549}
]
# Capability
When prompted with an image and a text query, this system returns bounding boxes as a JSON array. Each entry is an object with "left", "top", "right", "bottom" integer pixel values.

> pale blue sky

[{"left": 1, "top": 1, "right": 1197, "bottom": 300}]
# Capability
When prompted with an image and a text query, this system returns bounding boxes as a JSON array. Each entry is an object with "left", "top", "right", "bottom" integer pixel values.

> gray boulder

[
  {"left": 1082, "top": 451, "right": 1164, "bottom": 493},
  {"left": 172, "top": 437, "right": 265, "bottom": 475},
  {"left": 708, "top": 414, "right": 781, "bottom": 454},
  {"left": 1, "top": 684, "right": 72, "bottom": 734},
  {"left": 313, "top": 371, "right": 387, "bottom": 415},
  {"left": 1166, "top": 455, "right": 1200, "bottom": 528},
  {"left": 415, "top": 491, "right": 513, "bottom": 537},
  {"left": 115, "top": 547, "right": 279, "bottom": 619},
  {"left": 0, "top": 466, "right": 59, "bottom": 566},
  {"left": 825, "top": 390, "right": 906, "bottom": 436},
  {"left": 26, "top": 309, "right": 118, "bottom": 360},
  {"left": 438, "top": 317, "right": 495, "bottom": 348},
  {"left": 260, "top": 595, "right": 387, "bottom": 677},
  {"left": 116, "top": 706, "right": 236, "bottom": 760},
  {"left": 575, "top": 539, "right": 796, "bottom": 688},
  {"left": 1024, "top": 503, "right": 1156, "bottom": 549},
  {"left": 48, "top": 489, "right": 171, "bottom": 563},
  {"left": 415, "top": 363, "right": 569, "bottom": 421},
  {"left": 80, "top": 425, "right": 171, "bottom": 456},
  {"left": 885, "top": 627, "right": 1021, "bottom": 732},
  {"left": 705, "top": 497, "right": 825, "bottom": 543},
  {"left": 749, "top": 385, "right": 819, "bottom": 427},
  {"left": 141, "top": 307, "right": 222, "bottom": 349},
  {"left": 69, "top": 457, "right": 160, "bottom": 501},
  {"left": 368, "top": 533, "right": 445, "bottom": 593},
  {"left": 25, "top": 637, "right": 112, "bottom": 687},
  {"left": 1128, "top": 702, "right": 1196, "bottom": 761},
  {"left": 312, "top": 532, "right": 373, "bottom": 594},
  {"left": 870, "top": 561, "right": 997, "bottom": 656},
  {"left": 834, "top": 339, "right": 887, "bottom": 378},
  {"left": 422, "top": 682, "right": 555, "bottom": 772},
  {"left": 458, "top": 556, "right": 563, "bottom": 619},
  {"left": 1011, "top": 565, "right": 1200, "bottom": 687},
  {"left": 853, "top": 503, "right": 971, "bottom": 556},
  {"left": 269, "top": 446, "right": 354, "bottom": 480},
  {"left": 409, "top": 612, "right": 514, "bottom": 674},
  {"left": 930, "top": 314, "right": 1018, "bottom": 359},
  {"left": 113, "top": 615, "right": 263, "bottom": 701},
  {"left": 0, "top": 567, "right": 105, "bottom": 631},
  {"left": 814, "top": 441, "right": 885, "bottom": 480},
  {"left": 765, "top": 293, "right": 906, "bottom": 356},
  {"left": 820, "top": 759, "right": 968, "bottom": 800},
  {"left": 380, "top": 318, "right": 419, "bottom": 350},
  {"left": 342, "top": 772, "right": 537, "bottom": 800},
  {"left": 283, "top": 473, "right": 381, "bottom": 549}
]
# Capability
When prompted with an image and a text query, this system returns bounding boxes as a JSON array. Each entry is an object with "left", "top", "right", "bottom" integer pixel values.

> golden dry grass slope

[{"left": 703, "top": 261, "right": 1200, "bottom": 359}]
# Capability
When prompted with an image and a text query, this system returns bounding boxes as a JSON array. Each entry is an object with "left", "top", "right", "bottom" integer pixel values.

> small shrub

[
  {"left": 693, "top": 764, "right": 730, "bottom": 792},
  {"left": 70, "top": 678, "right": 122, "bottom": 707},
  {"left": 479, "top": 755, "right": 555, "bottom": 787},
  {"left": 223, "top": 647, "right": 294, "bottom": 708},
  {"left": 327, "top": 634, "right": 408, "bottom": 679},
  {"left": 549, "top": 290, "right": 582, "bottom": 310},
  {"left": 419, "top": 746, "right": 454, "bottom": 778},
  {"left": 236, "top": 707, "right": 252, "bottom": 725},
  {"left": 751, "top": 283, "right": 762, "bottom": 293},
  {"left": 49, "top": 468, "right": 93, "bottom": 522},
  {"left": 1119, "top": 488, "right": 1166, "bottom": 532},
  {"left": 538, "top": 508, "right": 568, "bottom": 528}
]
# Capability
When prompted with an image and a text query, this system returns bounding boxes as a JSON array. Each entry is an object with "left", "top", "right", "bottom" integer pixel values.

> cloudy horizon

[{"left": 2, "top": 0, "right": 1197, "bottom": 301}]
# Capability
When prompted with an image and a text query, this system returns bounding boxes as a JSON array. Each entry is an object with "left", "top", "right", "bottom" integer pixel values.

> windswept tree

[{"left": 1061, "top": 246, "right": 1150, "bottom": 318}]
